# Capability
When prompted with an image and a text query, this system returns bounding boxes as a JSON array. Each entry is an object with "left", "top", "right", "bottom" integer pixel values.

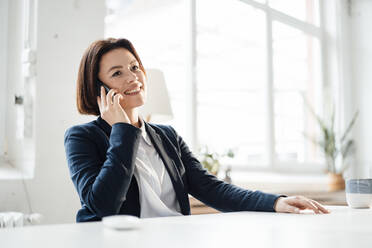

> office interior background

[{"left": 1, "top": 0, "right": 372, "bottom": 224}]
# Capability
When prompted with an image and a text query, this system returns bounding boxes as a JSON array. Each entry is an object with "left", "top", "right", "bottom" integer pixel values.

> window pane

[
  {"left": 105, "top": 0, "right": 188, "bottom": 139},
  {"left": 197, "top": 0, "right": 267, "bottom": 166},
  {"left": 269, "top": 0, "right": 320, "bottom": 26},
  {"left": 272, "top": 21, "right": 322, "bottom": 164}
]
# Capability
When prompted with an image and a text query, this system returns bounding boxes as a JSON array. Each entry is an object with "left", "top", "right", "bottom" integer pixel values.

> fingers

[
  {"left": 311, "top": 200, "right": 330, "bottom": 214},
  {"left": 286, "top": 196, "right": 316, "bottom": 213},
  {"left": 303, "top": 198, "right": 320, "bottom": 214},
  {"left": 288, "top": 196, "right": 330, "bottom": 214},
  {"left": 98, "top": 86, "right": 119, "bottom": 115},
  {"left": 113, "top": 93, "right": 123, "bottom": 107},
  {"left": 97, "top": 96, "right": 102, "bottom": 113},
  {"left": 106, "top": 89, "right": 116, "bottom": 106},
  {"left": 100, "top": 86, "right": 106, "bottom": 108},
  {"left": 277, "top": 196, "right": 331, "bottom": 215}
]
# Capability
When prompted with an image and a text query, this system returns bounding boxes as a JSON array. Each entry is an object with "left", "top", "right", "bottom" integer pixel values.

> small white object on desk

[{"left": 102, "top": 215, "right": 140, "bottom": 230}]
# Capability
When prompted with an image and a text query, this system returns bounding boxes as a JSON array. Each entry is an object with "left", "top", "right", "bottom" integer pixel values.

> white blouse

[{"left": 132, "top": 119, "right": 182, "bottom": 218}]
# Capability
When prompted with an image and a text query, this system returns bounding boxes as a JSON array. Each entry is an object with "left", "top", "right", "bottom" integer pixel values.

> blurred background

[{"left": 0, "top": 0, "right": 371, "bottom": 224}]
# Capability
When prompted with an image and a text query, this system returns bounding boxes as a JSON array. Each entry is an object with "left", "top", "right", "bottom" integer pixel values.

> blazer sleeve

[
  {"left": 167, "top": 126, "right": 281, "bottom": 212},
  {"left": 64, "top": 122, "right": 141, "bottom": 218}
]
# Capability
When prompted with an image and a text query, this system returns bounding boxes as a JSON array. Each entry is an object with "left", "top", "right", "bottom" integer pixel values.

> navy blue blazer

[{"left": 64, "top": 117, "right": 281, "bottom": 222}]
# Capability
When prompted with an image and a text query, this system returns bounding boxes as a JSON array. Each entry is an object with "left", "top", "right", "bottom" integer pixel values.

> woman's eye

[
  {"left": 112, "top": 71, "right": 121, "bottom": 77},
  {"left": 132, "top": 65, "right": 140, "bottom": 71}
]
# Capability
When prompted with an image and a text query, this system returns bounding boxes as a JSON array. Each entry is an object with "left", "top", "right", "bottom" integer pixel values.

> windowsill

[
  {"left": 229, "top": 171, "right": 329, "bottom": 193},
  {"left": 0, "top": 156, "right": 33, "bottom": 180},
  {"left": 225, "top": 171, "right": 346, "bottom": 205},
  {"left": 0, "top": 162, "right": 24, "bottom": 179},
  {"left": 0, "top": 137, "right": 35, "bottom": 180}
]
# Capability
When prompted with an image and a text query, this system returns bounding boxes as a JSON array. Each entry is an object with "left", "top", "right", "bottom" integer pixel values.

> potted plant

[
  {"left": 198, "top": 146, "right": 234, "bottom": 177},
  {"left": 304, "top": 99, "right": 359, "bottom": 191}
]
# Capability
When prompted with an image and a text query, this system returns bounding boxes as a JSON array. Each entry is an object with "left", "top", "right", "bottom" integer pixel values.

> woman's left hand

[{"left": 274, "top": 196, "right": 330, "bottom": 214}]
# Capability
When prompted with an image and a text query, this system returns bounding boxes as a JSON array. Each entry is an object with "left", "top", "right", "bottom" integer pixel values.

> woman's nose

[{"left": 125, "top": 71, "right": 138, "bottom": 83}]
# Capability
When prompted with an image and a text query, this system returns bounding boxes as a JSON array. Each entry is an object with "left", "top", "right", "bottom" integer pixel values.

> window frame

[
  {"left": 0, "top": 0, "right": 9, "bottom": 158},
  {"left": 0, "top": 0, "right": 37, "bottom": 172},
  {"left": 187, "top": 0, "right": 326, "bottom": 172}
]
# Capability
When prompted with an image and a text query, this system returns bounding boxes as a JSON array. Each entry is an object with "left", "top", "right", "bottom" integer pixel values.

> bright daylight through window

[{"left": 105, "top": 0, "right": 323, "bottom": 171}]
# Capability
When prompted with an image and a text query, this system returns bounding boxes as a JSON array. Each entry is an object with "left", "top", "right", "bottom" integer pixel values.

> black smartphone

[
  {"left": 97, "top": 80, "right": 116, "bottom": 102},
  {"left": 97, "top": 80, "right": 111, "bottom": 95}
]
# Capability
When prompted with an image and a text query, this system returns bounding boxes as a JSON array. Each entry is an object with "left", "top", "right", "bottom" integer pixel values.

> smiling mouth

[{"left": 124, "top": 87, "right": 142, "bottom": 96}]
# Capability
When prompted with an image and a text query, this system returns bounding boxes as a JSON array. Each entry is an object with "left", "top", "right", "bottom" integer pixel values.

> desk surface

[{"left": 1, "top": 206, "right": 371, "bottom": 248}]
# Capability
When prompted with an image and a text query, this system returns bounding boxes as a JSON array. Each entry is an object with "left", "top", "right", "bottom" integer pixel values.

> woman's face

[{"left": 98, "top": 48, "right": 146, "bottom": 111}]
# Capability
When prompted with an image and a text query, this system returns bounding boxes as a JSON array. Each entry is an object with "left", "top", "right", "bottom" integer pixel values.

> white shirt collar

[
  {"left": 134, "top": 118, "right": 182, "bottom": 218},
  {"left": 139, "top": 117, "right": 152, "bottom": 146}
]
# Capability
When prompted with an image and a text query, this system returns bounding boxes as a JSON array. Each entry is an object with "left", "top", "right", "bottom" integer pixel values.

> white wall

[
  {"left": 0, "top": 0, "right": 105, "bottom": 224},
  {"left": 350, "top": 0, "right": 372, "bottom": 177}
]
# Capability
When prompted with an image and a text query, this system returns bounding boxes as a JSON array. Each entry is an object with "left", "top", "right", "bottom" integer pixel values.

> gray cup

[{"left": 345, "top": 179, "right": 372, "bottom": 208}]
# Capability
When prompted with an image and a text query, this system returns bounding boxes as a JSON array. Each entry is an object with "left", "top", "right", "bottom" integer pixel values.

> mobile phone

[
  {"left": 97, "top": 80, "right": 116, "bottom": 101},
  {"left": 97, "top": 80, "right": 111, "bottom": 95}
]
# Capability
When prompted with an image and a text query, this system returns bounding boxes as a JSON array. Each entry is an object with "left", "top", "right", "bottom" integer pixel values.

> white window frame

[
  {"left": 0, "top": 0, "right": 37, "bottom": 175},
  {"left": 187, "top": 0, "right": 327, "bottom": 173},
  {"left": 0, "top": 0, "right": 9, "bottom": 158}
]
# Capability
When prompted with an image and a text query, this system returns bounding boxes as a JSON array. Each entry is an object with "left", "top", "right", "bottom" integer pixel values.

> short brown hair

[{"left": 76, "top": 38, "right": 146, "bottom": 115}]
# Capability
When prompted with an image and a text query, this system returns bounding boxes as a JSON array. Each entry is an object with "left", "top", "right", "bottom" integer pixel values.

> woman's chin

[{"left": 120, "top": 99, "right": 145, "bottom": 110}]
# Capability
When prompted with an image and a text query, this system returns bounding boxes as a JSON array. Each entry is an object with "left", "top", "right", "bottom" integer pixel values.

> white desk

[{"left": 1, "top": 206, "right": 371, "bottom": 248}]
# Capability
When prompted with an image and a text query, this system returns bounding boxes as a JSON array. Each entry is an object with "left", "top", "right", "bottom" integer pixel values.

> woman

[{"left": 64, "top": 38, "right": 329, "bottom": 222}]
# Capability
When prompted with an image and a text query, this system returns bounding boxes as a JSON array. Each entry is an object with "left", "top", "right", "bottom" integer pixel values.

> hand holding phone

[
  {"left": 97, "top": 80, "right": 113, "bottom": 97},
  {"left": 96, "top": 81, "right": 130, "bottom": 126}
]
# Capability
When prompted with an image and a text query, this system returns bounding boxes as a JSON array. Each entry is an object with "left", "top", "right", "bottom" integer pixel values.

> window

[
  {"left": 197, "top": 0, "right": 323, "bottom": 171},
  {"left": 272, "top": 21, "right": 322, "bottom": 167},
  {"left": 106, "top": 0, "right": 324, "bottom": 172},
  {"left": 196, "top": 0, "right": 268, "bottom": 166},
  {"left": 0, "top": 0, "right": 9, "bottom": 158},
  {"left": 0, "top": 0, "right": 36, "bottom": 174}
]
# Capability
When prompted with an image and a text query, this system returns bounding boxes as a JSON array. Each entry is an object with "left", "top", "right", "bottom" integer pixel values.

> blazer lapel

[{"left": 145, "top": 123, "right": 190, "bottom": 215}]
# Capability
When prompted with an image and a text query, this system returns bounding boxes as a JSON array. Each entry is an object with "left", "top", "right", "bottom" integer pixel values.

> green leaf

[
  {"left": 341, "top": 139, "right": 355, "bottom": 159},
  {"left": 341, "top": 111, "right": 359, "bottom": 143}
]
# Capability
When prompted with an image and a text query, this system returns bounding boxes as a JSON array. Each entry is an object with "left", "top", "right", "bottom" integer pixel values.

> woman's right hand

[{"left": 97, "top": 86, "right": 131, "bottom": 126}]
